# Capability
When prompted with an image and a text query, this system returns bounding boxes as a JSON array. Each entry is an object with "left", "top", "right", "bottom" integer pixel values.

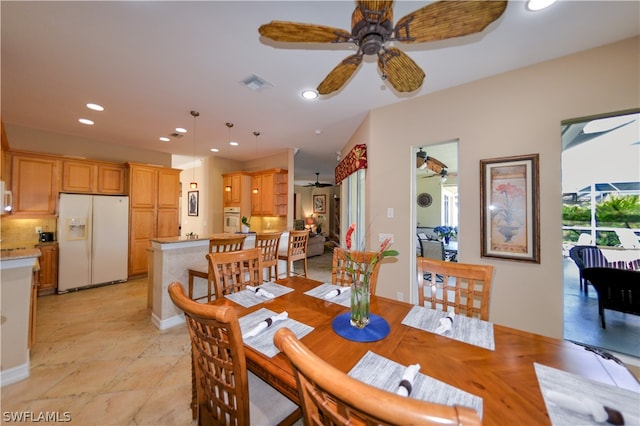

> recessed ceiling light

[
  {"left": 175, "top": 127, "right": 187, "bottom": 133},
  {"left": 78, "top": 118, "right": 94, "bottom": 125},
  {"left": 159, "top": 137, "right": 170, "bottom": 142},
  {"left": 86, "top": 103, "right": 104, "bottom": 111},
  {"left": 527, "top": 0, "right": 556, "bottom": 11},
  {"left": 210, "top": 148, "right": 219, "bottom": 152},
  {"left": 302, "top": 90, "right": 318, "bottom": 100},
  {"left": 229, "top": 141, "right": 239, "bottom": 146}
]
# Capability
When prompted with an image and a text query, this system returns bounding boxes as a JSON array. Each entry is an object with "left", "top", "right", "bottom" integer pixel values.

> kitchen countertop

[
  {"left": 150, "top": 233, "right": 262, "bottom": 244},
  {"left": 0, "top": 248, "right": 41, "bottom": 261}
]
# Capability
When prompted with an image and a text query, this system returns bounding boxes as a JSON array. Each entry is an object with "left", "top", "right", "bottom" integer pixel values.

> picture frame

[
  {"left": 313, "top": 194, "right": 326, "bottom": 214},
  {"left": 480, "top": 154, "right": 540, "bottom": 263},
  {"left": 188, "top": 191, "right": 199, "bottom": 216}
]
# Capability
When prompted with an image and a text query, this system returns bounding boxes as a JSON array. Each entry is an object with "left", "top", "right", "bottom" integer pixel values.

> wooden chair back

[
  {"left": 417, "top": 258, "right": 494, "bottom": 321},
  {"left": 168, "top": 282, "right": 250, "bottom": 425},
  {"left": 278, "top": 230, "right": 310, "bottom": 278},
  {"left": 332, "top": 248, "right": 382, "bottom": 295},
  {"left": 207, "top": 248, "right": 263, "bottom": 297},
  {"left": 274, "top": 328, "right": 481, "bottom": 426},
  {"left": 256, "top": 232, "right": 282, "bottom": 281},
  {"left": 208, "top": 235, "right": 247, "bottom": 253}
]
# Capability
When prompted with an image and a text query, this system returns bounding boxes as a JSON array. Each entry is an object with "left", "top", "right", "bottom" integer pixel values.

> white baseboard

[
  {"left": 1, "top": 361, "right": 30, "bottom": 387},
  {"left": 151, "top": 312, "right": 185, "bottom": 330}
]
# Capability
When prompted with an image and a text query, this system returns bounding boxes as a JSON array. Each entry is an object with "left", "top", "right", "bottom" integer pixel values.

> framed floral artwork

[
  {"left": 480, "top": 154, "right": 540, "bottom": 263},
  {"left": 313, "top": 194, "right": 326, "bottom": 214}
]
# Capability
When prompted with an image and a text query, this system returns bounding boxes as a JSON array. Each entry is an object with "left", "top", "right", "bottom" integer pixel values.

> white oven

[{"left": 223, "top": 207, "right": 241, "bottom": 233}]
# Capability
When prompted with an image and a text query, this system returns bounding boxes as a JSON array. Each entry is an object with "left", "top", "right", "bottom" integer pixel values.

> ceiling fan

[
  {"left": 259, "top": 1, "right": 507, "bottom": 95},
  {"left": 305, "top": 173, "right": 333, "bottom": 188},
  {"left": 416, "top": 148, "right": 447, "bottom": 173},
  {"left": 422, "top": 168, "right": 457, "bottom": 182}
]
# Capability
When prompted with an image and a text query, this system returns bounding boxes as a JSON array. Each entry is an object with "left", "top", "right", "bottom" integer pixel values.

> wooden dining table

[{"left": 209, "top": 276, "right": 640, "bottom": 425}]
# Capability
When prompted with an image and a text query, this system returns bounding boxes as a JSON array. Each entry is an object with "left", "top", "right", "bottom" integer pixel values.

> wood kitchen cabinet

[
  {"left": 62, "top": 159, "right": 125, "bottom": 194},
  {"left": 222, "top": 172, "right": 251, "bottom": 207},
  {"left": 11, "top": 152, "right": 60, "bottom": 215},
  {"left": 251, "top": 168, "right": 287, "bottom": 216},
  {"left": 127, "top": 163, "right": 180, "bottom": 276},
  {"left": 35, "top": 243, "right": 58, "bottom": 296}
]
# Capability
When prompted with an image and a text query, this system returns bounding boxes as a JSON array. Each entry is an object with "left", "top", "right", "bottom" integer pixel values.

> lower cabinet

[{"left": 36, "top": 243, "right": 58, "bottom": 296}]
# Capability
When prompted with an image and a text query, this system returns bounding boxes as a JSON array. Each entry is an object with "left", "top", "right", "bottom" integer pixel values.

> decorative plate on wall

[{"left": 417, "top": 192, "right": 432, "bottom": 208}]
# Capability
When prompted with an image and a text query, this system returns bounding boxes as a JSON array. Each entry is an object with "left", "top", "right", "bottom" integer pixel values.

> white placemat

[
  {"left": 401, "top": 305, "right": 495, "bottom": 351},
  {"left": 535, "top": 363, "right": 640, "bottom": 426},
  {"left": 304, "top": 283, "right": 351, "bottom": 308},
  {"left": 224, "top": 281, "right": 294, "bottom": 308},
  {"left": 239, "top": 307, "right": 314, "bottom": 357},
  {"left": 348, "top": 351, "right": 483, "bottom": 417}
]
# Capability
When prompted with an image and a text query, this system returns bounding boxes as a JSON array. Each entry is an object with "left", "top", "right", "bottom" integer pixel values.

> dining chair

[
  {"left": 332, "top": 247, "right": 382, "bottom": 295},
  {"left": 255, "top": 232, "right": 282, "bottom": 281},
  {"left": 273, "top": 327, "right": 481, "bottom": 426},
  {"left": 207, "top": 248, "right": 263, "bottom": 297},
  {"left": 187, "top": 235, "right": 247, "bottom": 302},
  {"left": 277, "top": 230, "right": 310, "bottom": 278},
  {"left": 417, "top": 258, "right": 494, "bottom": 321},
  {"left": 167, "top": 283, "right": 300, "bottom": 426},
  {"left": 420, "top": 239, "right": 446, "bottom": 260}
]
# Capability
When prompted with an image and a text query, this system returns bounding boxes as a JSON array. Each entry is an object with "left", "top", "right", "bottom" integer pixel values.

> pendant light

[
  {"left": 190, "top": 110, "right": 199, "bottom": 189},
  {"left": 224, "top": 122, "right": 234, "bottom": 192},
  {"left": 252, "top": 131, "right": 260, "bottom": 194}
]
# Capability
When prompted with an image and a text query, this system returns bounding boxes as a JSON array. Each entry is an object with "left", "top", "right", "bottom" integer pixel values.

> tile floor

[{"left": 1, "top": 252, "right": 333, "bottom": 426}]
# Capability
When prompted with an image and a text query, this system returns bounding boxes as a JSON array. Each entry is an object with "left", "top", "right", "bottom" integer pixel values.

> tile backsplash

[{"left": 1, "top": 218, "right": 57, "bottom": 248}]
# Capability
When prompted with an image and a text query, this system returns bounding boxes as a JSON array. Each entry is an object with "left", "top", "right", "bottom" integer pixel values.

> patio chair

[{"left": 581, "top": 267, "right": 640, "bottom": 329}]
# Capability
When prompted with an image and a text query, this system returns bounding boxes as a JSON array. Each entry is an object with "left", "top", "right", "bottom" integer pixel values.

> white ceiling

[{"left": 2, "top": 1, "right": 638, "bottom": 185}]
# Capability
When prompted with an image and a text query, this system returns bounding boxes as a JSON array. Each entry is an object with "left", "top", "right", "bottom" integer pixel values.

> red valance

[{"left": 335, "top": 144, "right": 367, "bottom": 185}]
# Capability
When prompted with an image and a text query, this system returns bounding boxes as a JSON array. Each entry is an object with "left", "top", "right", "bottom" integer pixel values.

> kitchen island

[
  {"left": 148, "top": 232, "right": 289, "bottom": 329},
  {"left": 0, "top": 248, "right": 41, "bottom": 386}
]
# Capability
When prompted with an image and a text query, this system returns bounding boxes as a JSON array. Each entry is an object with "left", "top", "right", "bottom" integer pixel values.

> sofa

[{"left": 307, "top": 234, "right": 326, "bottom": 257}]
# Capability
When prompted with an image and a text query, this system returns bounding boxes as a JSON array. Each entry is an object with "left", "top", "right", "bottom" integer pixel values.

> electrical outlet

[
  {"left": 379, "top": 233, "right": 394, "bottom": 243},
  {"left": 35, "top": 226, "right": 42, "bottom": 234}
]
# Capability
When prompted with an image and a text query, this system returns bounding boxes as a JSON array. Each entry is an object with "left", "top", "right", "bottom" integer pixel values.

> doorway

[{"left": 561, "top": 110, "right": 640, "bottom": 358}]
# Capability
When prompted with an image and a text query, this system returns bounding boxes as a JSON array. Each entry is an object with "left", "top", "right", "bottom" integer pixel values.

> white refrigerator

[{"left": 57, "top": 193, "right": 129, "bottom": 293}]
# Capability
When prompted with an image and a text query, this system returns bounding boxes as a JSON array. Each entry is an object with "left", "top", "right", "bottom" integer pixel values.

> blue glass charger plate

[{"left": 331, "top": 313, "right": 390, "bottom": 342}]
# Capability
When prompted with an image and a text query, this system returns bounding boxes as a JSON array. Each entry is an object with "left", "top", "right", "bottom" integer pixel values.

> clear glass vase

[{"left": 350, "top": 274, "right": 370, "bottom": 329}]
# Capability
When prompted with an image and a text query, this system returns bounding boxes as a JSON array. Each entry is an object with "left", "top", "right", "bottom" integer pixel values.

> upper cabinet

[
  {"left": 11, "top": 153, "right": 60, "bottom": 215},
  {"left": 251, "top": 168, "right": 287, "bottom": 216},
  {"left": 62, "top": 159, "right": 125, "bottom": 194}
]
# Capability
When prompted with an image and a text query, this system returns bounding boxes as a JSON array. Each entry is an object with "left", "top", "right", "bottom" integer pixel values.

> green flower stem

[{"left": 350, "top": 273, "right": 370, "bottom": 329}]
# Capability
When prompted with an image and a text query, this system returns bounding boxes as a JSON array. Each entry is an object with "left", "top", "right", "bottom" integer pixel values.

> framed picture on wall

[
  {"left": 188, "top": 191, "right": 199, "bottom": 216},
  {"left": 313, "top": 194, "right": 326, "bottom": 214},
  {"left": 480, "top": 154, "right": 540, "bottom": 263}
]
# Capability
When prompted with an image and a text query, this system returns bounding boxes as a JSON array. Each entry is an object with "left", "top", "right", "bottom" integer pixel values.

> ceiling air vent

[{"left": 241, "top": 74, "right": 273, "bottom": 91}]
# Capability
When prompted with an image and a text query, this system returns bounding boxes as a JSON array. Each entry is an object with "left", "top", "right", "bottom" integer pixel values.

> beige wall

[{"left": 362, "top": 36, "right": 639, "bottom": 338}]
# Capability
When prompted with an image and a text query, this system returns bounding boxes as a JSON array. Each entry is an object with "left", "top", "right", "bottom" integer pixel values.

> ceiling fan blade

[
  {"left": 353, "top": 1, "right": 394, "bottom": 27},
  {"left": 425, "top": 156, "right": 447, "bottom": 174},
  {"left": 259, "top": 21, "right": 352, "bottom": 43},
  {"left": 317, "top": 54, "right": 363, "bottom": 95},
  {"left": 394, "top": 0, "right": 507, "bottom": 43},
  {"left": 378, "top": 48, "right": 425, "bottom": 93}
]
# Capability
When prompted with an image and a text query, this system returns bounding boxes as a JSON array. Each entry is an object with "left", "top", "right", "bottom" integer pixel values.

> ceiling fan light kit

[{"left": 259, "top": 0, "right": 507, "bottom": 95}]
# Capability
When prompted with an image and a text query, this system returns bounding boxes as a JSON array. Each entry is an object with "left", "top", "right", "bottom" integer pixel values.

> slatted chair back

[
  {"left": 417, "top": 258, "right": 494, "bottom": 321},
  {"left": 256, "top": 232, "right": 283, "bottom": 281},
  {"left": 278, "top": 230, "right": 310, "bottom": 278},
  {"left": 274, "top": 328, "right": 481, "bottom": 426},
  {"left": 209, "top": 235, "right": 247, "bottom": 253},
  {"left": 207, "top": 248, "right": 263, "bottom": 297},
  {"left": 168, "top": 283, "right": 300, "bottom": 426},
  {"left": 331, "top": 248, "right": 382, "bottom": 295}
]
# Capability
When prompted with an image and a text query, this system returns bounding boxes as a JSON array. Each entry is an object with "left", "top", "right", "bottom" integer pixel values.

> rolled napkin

[
  {"left": 396, "top": 363, "right": 421, "bottom": 397},
  {"left": 434, "top": 311, "right": 456, "bottom": 335},
  {"left": 242, "top": 311, "right": 288, "bottom": 339},
  {"left": 246, "top": 285, "right": 275, "bottom": 299},
  {"left": 324, "top": 287, "right": 350, "bottom": 299},
  {"left": 545, "top": 390, "right": 624, "bottom": 425}
]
